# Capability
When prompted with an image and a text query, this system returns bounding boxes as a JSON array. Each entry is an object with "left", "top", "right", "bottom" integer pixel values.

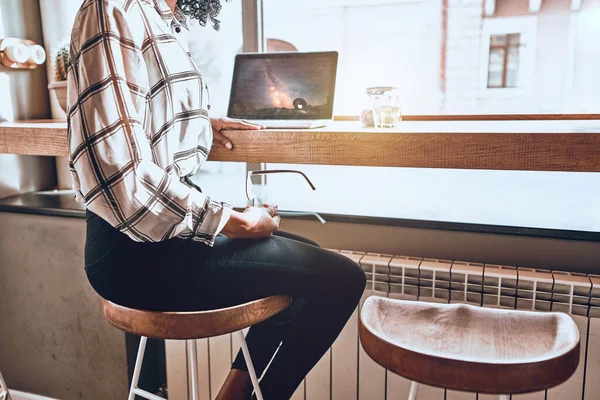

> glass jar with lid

[{"left": 360, "top": 86, "right": 402, "bottom": 128}]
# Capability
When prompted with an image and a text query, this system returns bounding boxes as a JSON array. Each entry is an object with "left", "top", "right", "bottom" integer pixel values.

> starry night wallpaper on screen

[{"left": 229, "top": 55, "right": 336, "bottom": 119}]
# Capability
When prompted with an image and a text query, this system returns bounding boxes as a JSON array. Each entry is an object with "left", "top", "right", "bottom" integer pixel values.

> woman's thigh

[
  {"left": 131, "top": 233, "right": 364, "bottom": 311},
  {"left": 273, "top": 230, "right": 320, "bottom": 247}
]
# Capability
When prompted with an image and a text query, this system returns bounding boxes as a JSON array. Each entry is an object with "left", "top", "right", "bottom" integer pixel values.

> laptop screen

[{"left": 228, "top": 51, "right": 338, "bottom": 120}]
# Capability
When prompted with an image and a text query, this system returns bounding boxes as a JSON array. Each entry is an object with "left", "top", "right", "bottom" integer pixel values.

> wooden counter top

[
  {"left": 0, "top": 120, "right": 68, "bottom": 157},
  {"left": 2, "top": 120, "right": 600, "bottom": 171}
]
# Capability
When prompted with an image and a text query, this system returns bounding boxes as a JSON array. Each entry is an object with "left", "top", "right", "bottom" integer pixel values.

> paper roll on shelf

[
  {"left": 0, "top": 37, "right": 46, "bottom": 69},
  {"left": 27, "top": 44, "right": 46, "bottom": 65},
  {"left": 5, "top": 40, "right": 28, "bottom": 63}
]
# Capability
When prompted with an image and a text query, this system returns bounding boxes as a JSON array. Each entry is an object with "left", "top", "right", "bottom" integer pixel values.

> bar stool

[
  {"left": 359, "top": 296, "right": 580, "bottom": 400},
  {"left": 102, "top": 296, "right": 291, "bottom": 400},
  {"left": 0, "top": 370, "right": 11, "bottom": 400}
]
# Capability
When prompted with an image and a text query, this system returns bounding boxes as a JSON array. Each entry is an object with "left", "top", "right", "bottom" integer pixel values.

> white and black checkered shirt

[{"left": 67, "top": 0, "right": 232, "bottom": 245}]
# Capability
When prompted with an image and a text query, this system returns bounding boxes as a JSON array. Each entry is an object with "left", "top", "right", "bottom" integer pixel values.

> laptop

[{"left": 227, "top": 51, "right": 339, "bottom": 129}]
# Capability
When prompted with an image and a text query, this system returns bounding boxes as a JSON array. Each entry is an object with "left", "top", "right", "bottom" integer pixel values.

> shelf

[{"left": 2, "top": 120, "right": 600, "bottom": 171}]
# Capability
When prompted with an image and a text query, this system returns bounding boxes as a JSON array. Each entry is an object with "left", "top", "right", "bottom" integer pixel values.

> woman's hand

[
  {"left": 221, "top": 204, "right": 280, "bottom": 239},
  {"left": 211, "top": 117, "right": 265, "bottom": 150}
]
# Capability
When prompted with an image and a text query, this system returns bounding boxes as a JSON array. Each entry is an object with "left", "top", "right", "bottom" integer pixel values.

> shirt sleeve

[{"left": 67, "top": 1, "right": 231, "bottom": 245}]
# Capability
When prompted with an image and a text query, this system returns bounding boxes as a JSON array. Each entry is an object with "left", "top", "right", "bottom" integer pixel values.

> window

[
  {"left": 263, "top": 0, "right": 443, "bottom": 116},
  {"left": 186, "top": 2, "right": 247, "bottom": 201},
  {"left": 188, "top": 2, "right": 243, "bottom": 116},
  {"left": 187, "top": 2, "right": 600, "bottom": 116},
  {"left": 487, "top": 33, "right": 521, "bottom": 88},
  {"left": 478, "top": 16, "right": 536, "bottom": 100},
  {"left": 253, "top": 164, "right": 600, "bottom": 233},
  {"left": 186, "top": 2, "right": 600, "bottom": 234}
]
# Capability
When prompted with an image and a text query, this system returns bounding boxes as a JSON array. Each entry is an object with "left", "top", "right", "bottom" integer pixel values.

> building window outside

[
  {"left": 487, "top": 33, "right": 521, "bottom": 88},
  {"left": 477, "top": 16, "right": 537, "bottom": 99}
]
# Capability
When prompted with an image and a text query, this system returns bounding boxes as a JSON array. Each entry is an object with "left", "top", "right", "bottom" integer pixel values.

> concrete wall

[{"left": 0, "top": 212, "right": 128, "bottom": 400}]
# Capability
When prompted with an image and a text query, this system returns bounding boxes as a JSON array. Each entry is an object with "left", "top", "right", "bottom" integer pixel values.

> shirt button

[{"left": 175, "top": 26, "right": 181, "bottom": 34}]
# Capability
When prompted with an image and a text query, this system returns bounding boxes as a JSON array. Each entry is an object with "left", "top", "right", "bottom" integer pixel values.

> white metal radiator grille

[{"left": 165, "top": 251, "right": 600, "bottom": 400}]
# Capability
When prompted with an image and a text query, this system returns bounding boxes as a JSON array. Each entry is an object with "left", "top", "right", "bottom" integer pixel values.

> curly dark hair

[{"left": 177, "top": 0, "right": 228, "bottom": 30}]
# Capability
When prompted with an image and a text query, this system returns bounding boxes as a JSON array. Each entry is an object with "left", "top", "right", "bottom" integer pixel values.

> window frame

[
  {"left": 241, "top": 0, "right": 267, "bottom": 185},
  {"left": 487, "top": 33, "right": 521, "bottom": 89}
]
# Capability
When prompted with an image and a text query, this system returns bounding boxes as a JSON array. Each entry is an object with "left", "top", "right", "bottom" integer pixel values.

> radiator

[{"left": 165, "top": 251, "right": 600, "bottom": 400}]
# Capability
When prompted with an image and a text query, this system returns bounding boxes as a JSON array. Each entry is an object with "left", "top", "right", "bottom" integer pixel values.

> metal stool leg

[
  {"left": 187, "top": 339, "right": 200, "bottom": 400},
  {"left": 127, "top": 337, "right": 166, "bottom": 400},
  {"left": 408, "top": 381, "right": 419, "bottom": 400},
  {"left": 0, "top": 370, "right": 11, "bottom": 400},
  {"left": 237, "top": 330, "right": 264, "bottom": 400},
  {"left": 129, "top": 336, "right": 147, "bottom": 400}
]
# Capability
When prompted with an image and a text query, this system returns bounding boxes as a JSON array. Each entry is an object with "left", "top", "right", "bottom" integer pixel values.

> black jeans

[{"left": 84, "top": 210, "right": 366, "bottom": 399}]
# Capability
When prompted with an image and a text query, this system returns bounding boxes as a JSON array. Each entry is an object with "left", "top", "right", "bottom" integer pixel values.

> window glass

[
  {"left": 262, "top": 1, "right": 600, "bottom": 115},
  {"left": 188, "top": 2, "right": 243, "bottom": 117},
  {"left": 185, "top": 2, "right": 600, "bottom": 233},
  {"left": 506, "top": 45, "right": 520, "bottom": 87},
  {"left": 261, "top": 163, "right": 600, "bottom": 233},
  {"left": 188, "top": 2, "right": 247, "bottom": 204},
  {"left": 487, "top": 47, "right": 506, "bottom": 88},
  {"left": 262, "top": 119, "right": 600, "bottom": 232}
]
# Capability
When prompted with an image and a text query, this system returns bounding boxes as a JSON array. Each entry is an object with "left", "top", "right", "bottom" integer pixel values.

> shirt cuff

[
  {"left": 192, "top": 198, "right": 233, "bottom": 246},
  {"left": 214, "top": 202, "right": 233, "bottom": 237}
]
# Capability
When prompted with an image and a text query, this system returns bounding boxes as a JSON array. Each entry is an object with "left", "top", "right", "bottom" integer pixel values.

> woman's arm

[{"left": 68, "top": 1, "right": 231, "bottom": 245}]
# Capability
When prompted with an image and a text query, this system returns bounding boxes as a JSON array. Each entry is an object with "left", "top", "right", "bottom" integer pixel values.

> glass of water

[{"left": 371, "top": 88, "right": 402, "bottom": 128}]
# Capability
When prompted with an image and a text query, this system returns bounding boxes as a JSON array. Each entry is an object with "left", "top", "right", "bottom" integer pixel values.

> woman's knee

[
  {"left": 274, "top": 231, "right": 320, "bottom": 247},
  {"left": 348, "top": 260, "right": 367, "bottom": 295},
  {"left": 329, "top": 252, "right": 366, "bottom": 299}
]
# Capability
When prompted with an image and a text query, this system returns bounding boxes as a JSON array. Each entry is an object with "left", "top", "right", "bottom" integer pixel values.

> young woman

[{"left": 67, "top": 0, "right": 366, "bottom": 398}]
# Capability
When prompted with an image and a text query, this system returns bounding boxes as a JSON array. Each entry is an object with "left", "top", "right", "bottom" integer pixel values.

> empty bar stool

[
  {"left": 103, "top": 296, "right": 291, "bottom": 400},
  {"left": 0, "top": 370, "right": 11, "bottom": 400},
  {"left": 359, "top": 296, "right": 580, "bottom": 400}
]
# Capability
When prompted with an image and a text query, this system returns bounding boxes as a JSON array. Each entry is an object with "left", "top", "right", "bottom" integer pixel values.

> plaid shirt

[{"left": 67, "top": 0, "right": 232, "bottom": 245}]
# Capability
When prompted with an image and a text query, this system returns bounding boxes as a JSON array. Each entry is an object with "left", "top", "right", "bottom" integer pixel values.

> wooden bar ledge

[{"left": 2, "top": 120, "right": 600, "bottom": 172}]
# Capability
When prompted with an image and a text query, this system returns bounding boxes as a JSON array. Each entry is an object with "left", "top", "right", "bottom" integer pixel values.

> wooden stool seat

[
  {"left": 103, "top": 296, "right": 291, "bottom": 340},
  {"left": 359, "top": 296, "right": 580, "bottom": 395}
]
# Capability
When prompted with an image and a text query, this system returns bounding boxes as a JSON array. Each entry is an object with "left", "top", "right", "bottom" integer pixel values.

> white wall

[
  {"left": 188, "top": 1, "right": 244, "bottom": 117},
  {"left": 38, "top": 0, "right": 79, "bottom": 189},
  {"left": 443, "top": 0, "right": 485, "bottom": 113},
  {"left": 38, "top": 0, "right": 79, "bottom": 121},
  {"left": 0, "top": 1, "right": 13, "bottom": 121},
  {"left": 568, "top": 10, "right": 600, "bottom": 112}
]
